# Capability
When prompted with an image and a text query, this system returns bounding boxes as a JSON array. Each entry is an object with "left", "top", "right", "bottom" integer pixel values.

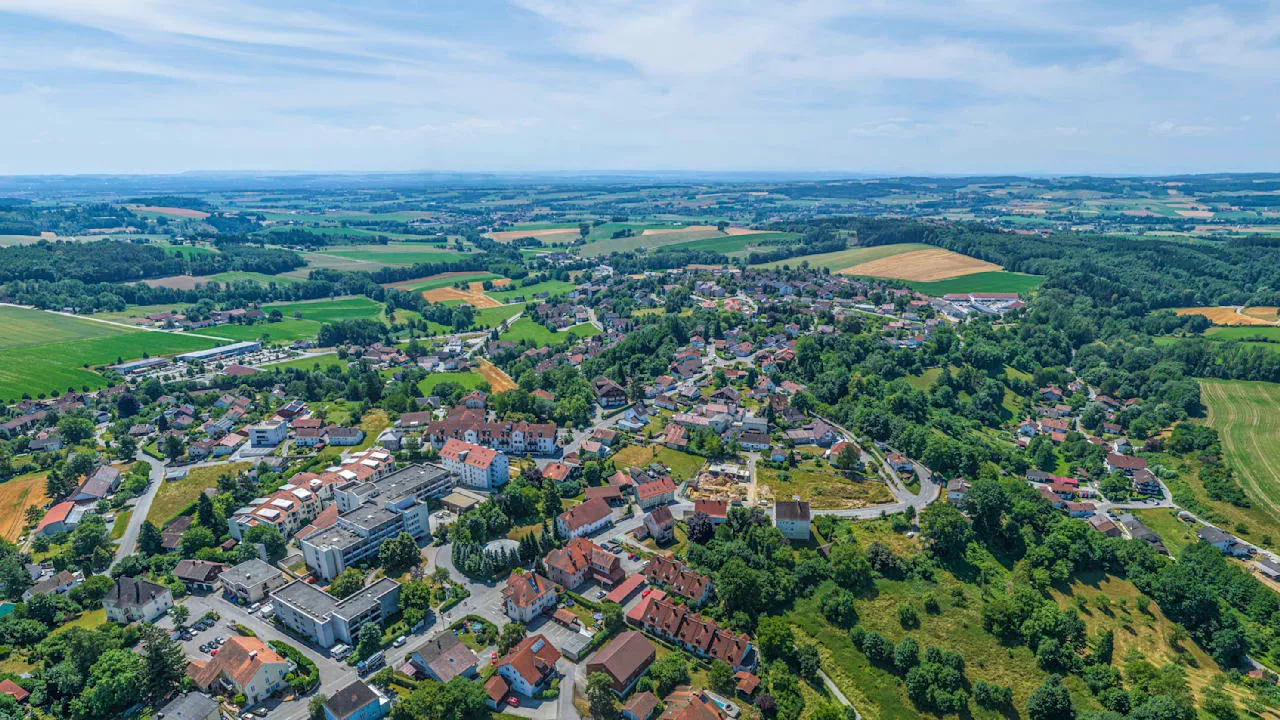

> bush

[
  {"left": 973, "top": 680, "right": 1012, "bottom": 708},
  {"left": 898, "top": 604, "right": 920, "bottom": 629}
]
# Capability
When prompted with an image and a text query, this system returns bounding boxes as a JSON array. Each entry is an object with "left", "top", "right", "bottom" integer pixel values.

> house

[
  {"left": 173, "top": 559, "right": 226, "bottom": 592},
  {"left": 1199, "top": 526, "right": 1245, "bottom": 556},
  {"left": 220, "top": 558, "right": 288, "bottom": 603},
  {"left": 586, "top": 631, "right": 656, "bottom": 696},
  {"left": 635, "top": 475, "right": 677, "bottom": 509},
  {"left": 556, "top": 497, "right": 614, "bottom": 539},
  {"left": 773, "top": 500, "right": 812, "bottom": 541},
  {"left": 661, "top": 689, "right": 727, "bottom": 720},
  {"left": 735, "top": 671, "right": 761, "bottom": 698},
  {"left": 502, "top": 573, "right": 557, "bottom": 623},
  {"left": 323, "top": 681, "right": 391, "bottom": 720},
  {"left": 484, "top": 675, "right": 510, "bottom": 710},
  {"left": 643, "top": 556, "right": 712, "bottom": 605},
  {"left": 103, "top": 576, "right": 173, "bottom": 624},
  {"left": 946, "top": 478, "right": 970, "bottom": 506},
  {"left": 618, "top": 406, "right": 650, "bottom": 432},
  {"left": 22, "top": 569, "right": 80, "bottom": 602},
  {"left": 660, "top": 423, "right": 688, "bottom": 450},
  {"left": 592, "top": 376, "right": 628, "bottom": 408},
  {"left": 1131, "top": 468, "right": 1162, "bottom": 496},
  {"left": 1087, "top": 514, "right": 1122, "bottom": 538},
  {"left": 1255, "top": 557, "right": 1280, "bottom": 582},
  {"left": 495, "top": 634, "right": 561, "bottom": 697},
  {"left": 1064, "top": 502, "right": 1096, "bottom": 518},
  {"left": 1105, "top": 453, "right": 1147, "bottom": 475},
  {"left": 887, "top": 454, "right": 914, "bottom": 474},
  {"left": 693, "top": 499, "right": 728, "bottom": 525},
  {"left": 738, "top": 430, "right": 771, "bottom": 451},
  {"left": 622, "top": 691, "right": 660, "bottom": 720},
  {"left": 326, "top": 427, "right": 366, "bottom": 447},
  {"left": 642, "top": 505, "right": 676, "bottom": 545},
  {"left": 408, "top": 632, "right": 479, "bottom": 683},
  {"left": 0, "top": 679, "right": 27, "bottom": 705},
  {"left": 633, "top": 595, "right": 753, "bottom": 669},
  {"left": 187, "top": 636, "right": 291, "bottom": 707},
  {"left": 35, "top": 501, "right": 78, "bottom": 537},
  {"left": 545, "top": 537, "right": 626, "bottom": 590},
  {"left": 247, "top": 419, "right": 289, "bottom": 448},
  {"left": 439, "top": 439, "right": 509, "bottom": 490},
  {"left": 156, "top": 693, "right": 219, "bottom": 720},
  {"left": 71, "top": 465, "right": 121, "bottom": 503}
]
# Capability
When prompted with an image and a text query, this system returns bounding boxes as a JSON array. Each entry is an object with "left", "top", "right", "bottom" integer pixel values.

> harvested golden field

[
  {"left": 1174, "top": 306, "right": 1274, "bottom": 326},
  {"left": 0, "top": 472, "right": 49, "bottom": 542},
  {"left": 127, "top": 205, "right": 211, "bottom": 219},
  {"left": 1242, "top": 306, "right": 1280, "bottom": 321},
  {"left": 839, "top": 247, "right": 1002, "bottom": 281},
  {"left": 488, "top": 227, "right": 580, "bottom": 242},
  {"left": 724, "top": 226, "right": 767, "bottom": 236},
  {"left": 141, "top": 274, "right": 207, "bottom": 289},
  {"left": 421, "top": 282, "right": 504, "bottom": 308},
  {"left": 477, "top": 359, "right": 517, "bottom": 392}
]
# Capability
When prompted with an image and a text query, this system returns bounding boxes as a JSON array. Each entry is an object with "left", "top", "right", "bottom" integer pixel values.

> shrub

[
  {"left": 898, "top": 604, "right": 920, "bottom": 629},
  {"left": 973, "top": 680, "right": 1012, "bottom": 708}
]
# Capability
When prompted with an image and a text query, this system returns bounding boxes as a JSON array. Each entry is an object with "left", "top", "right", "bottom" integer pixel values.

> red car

[
  {"left": 641, "top": 589, "right": 651, "bottom": 597},
  {"left": 506, "top": 697, "right": 519, "bottom": 708},
  {"left": 210, "top": 649, "right": 219, "bottom": 656}
]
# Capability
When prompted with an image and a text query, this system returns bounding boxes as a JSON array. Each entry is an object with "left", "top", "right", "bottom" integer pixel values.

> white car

[
  {"left": 393, "top": 635, "right": 407, "bottom": 648},
  {"left": 248, "top": 602, "right": 262, "bottom": 613}
]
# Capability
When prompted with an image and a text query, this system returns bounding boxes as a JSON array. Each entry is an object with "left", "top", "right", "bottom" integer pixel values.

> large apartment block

[
  {"left": 271, "top": 577, "right": 401, "bottom": 648},
  {"left": 439, "top": 439, "right": 509, "bottom": 491},
  {"left": 299, "top": 464, "right": 453, "bottom": 580},
  {"left": 420, "top": 407, "right": 558, "bottom": 456}
]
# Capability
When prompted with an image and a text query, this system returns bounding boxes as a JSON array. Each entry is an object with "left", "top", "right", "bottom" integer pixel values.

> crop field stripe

[{"left": 1202, "top": 380, "right": 1280, "bottom": 523}]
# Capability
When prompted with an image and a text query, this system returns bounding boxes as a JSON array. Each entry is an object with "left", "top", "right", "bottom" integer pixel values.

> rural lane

[{"left": 114, "top": 451, "right": 166, "bottom": 563}]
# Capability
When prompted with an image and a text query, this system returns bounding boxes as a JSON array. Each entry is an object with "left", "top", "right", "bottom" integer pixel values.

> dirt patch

[
  {"left": 469, "top": 279, "right": 509, "bottom": 293},
  {"left": 0, "top": 472, "right": 49, "bottom": 542},
  {"left": 141, "top": 275, "right": 211, "bottom": 290},
  {"left": 839, "top": 248, "right": 1002, "bottom": 281},
  {"left": 487, "top": 228, "right": 580, "bottom": 243},
  {"left": 127, "top": 205, "right": 211, "bottom": 219},
  {"left": 421, "top": 286, "right": 502, "bottom": 308},
  {"left": 1175, "top": 307, "right": 1275, "bottom": 326},
  {"left": 477, "top": 359, "right": 517, "bottom": 392}
]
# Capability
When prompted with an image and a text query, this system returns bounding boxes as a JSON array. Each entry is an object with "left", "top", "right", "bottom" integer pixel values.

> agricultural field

[
  {"left": 839, "top": 247, "right": 1003, "bottom": 281},
  {"left": 472, "top": 303, "right": 526, "bottom": 329},
  {"left": 756, "top": 462, "right": 894, "bottom": 510},
  {"left": 91, "top": 303, "right": 191, "bottom": 324},
  {"left": 421, "top": 282, "right": 504, "bottom": 308},
  {"left": 1200, "top": 379, "right": 1280, "bottom": 539},
  {"left": 498, "top": 318, "right": 599, "bottom": 346},
  {"left": 266, "top": 296, "right": 382, "bottom": 323},
  {"left": 756, "top": 243, "right": 934, "bottom": 270},
  {"left": 657, "top": 230, "right": 801, "bottom": 256},
  {"left": 318, "top": 243, "right": 471, "bottom": 266},
  {"left": 577, "top": 223, "right": 737, "bottom": 256},
  {"left": 0, "top": 471, "right": 50, "bottom": 542},
  {"left": 485, "top": 279, "right": 575, "bottom": 303},
  {"left": 1205, "top": 325, "right": 1280, "bottom": 342},
  {"left": 261, "top": 353, "right": 346, "bottom": 372},
  {"left": 147, "top": 462, "right": 252, "bottom": 525},
  {"left": 1241, "top": 306, "right": 1280, "bottom": 322},
  {"left": 0, "top": 306, "right": 220, "bottom": 401},
  {"left": 487, "top": 224, "right": 582, "bottom": 243},
  {"left": 201, "top": 319, "right": 319, "bottom": 343},
  {"left": 418, "top": 371, "right": 487, "bottom": 395},
  {"left": 141, "top": 272, "right": 300, "bottom": 289},
  {"left": 384, "top": 271, "right": 502, "bottom": 293},
  {"left": 476, "top": 359, "right": 517, "bottom": 392},
  {"left": 902, "top": 271, "right": 1045, "bottom": 296},
  {"left": 1174, "top": 306, "right": 1273, "bottom": 326}
]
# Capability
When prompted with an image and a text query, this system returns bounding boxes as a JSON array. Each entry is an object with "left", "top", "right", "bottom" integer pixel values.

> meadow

[
  {"left": 610, "top": 445, "right": 705, "bottom": 480},
  {"left": 755, "top": 462, "right": 894, "bottom": 510},
  {"left": 656, "top": 231, "right": 801, "bottom": 256},
  {"left": 418, "top": 371, "right": 487, "bottom": 395},
  {"left": 498, "top": 318, "right": 599, "bottom": 347},
  {"left": 386, "top": 272, "right": 502, "bottom": 293},
  {"left": 472, "top": 304, "right": 526, "bottom": 329},
  {"left": 1205, "top": 325, "right": 1280, "bottom": 341},
  {"left": 147, "top": 462, "right": 252, "bottom": 525},
  {"left": 201, "top": 319, "right": 320, "bottom": 343},
  {"left": 319, "top": 244, "right": 471, "bottom": 266},
  {"left": 262, "top": 353, "right": 346, "bottom": 372},
  {"left": 266, "top": 296, "right": 382, "bottom": 323},
  {"left": 485, "top": 279, "right": 575, "bottom": 302},
  {"left": 0, "top": 307, "right": 220, "bottom": 401},
  {"left": 1200, "top": 379, "right": 1280, "bottom": 539},
  {"left": 1175, "top": 307, "right": 1271, "bottom": 326}
]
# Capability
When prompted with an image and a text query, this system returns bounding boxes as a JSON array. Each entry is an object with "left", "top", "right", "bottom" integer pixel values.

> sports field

[
  {"left": 1201, "top": 379, "right": 1280, "bottom": 532},
  {"left": 903, "top": 271, "right": 1045, "bottom": 296},
  {"left": 0, "top": 306, "right": 220, "bottom": 401},
  {"left": 498, "top": 318, "right": 599, "bottom": 346},
  {"left": 0, "top": 471, "right": 49, "bottom": 541}
]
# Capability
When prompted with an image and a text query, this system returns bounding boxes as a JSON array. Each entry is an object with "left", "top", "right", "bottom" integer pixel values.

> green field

[
  {"left": 498, "top": 318, "right": 599, "bottom": 346},
  {"left": 903, "top": 271, "right": 1044, "bottom": 296},
  {"left": 201, "top": 319, "right": 320, "bottom": 343},
  {"left": 266, "top": 296, "right": 383, "bottom": 323},
  {"left": 657, "top": 231, "right": 802, "bottom": 256},
  {"left": 578, "top": 223, "right": 729, "bottom": 256},
  {"left": 1200, "top": 379, "right": 1280, "bottom": 539},
  {"left": 486, "top": 280, "right": 575, "bottom": 303},
  {"left": 91, "top": 302, "right": 190, "bottom": 324},
  {"left": 148, "top": 462, "right": 252, "bottom": 525},
  {"left": 320, "top": 244, "right": 471, "bottom": 266},
  {"left": 208, "top": 271, "right": 301, "bottom": 285},
  {"left": 263, "top": 353, "right": 347, "bottom": 372},
  {"left": 0, "top": 307, "right": 220, "bottom": 400},
  {"left": 756, "top": 462, "right": 894, "bottom": 510},
  {"left": 1205, "top": 326, "right": 1280, "bottom": 341},
  {"left": 418, "top": 371, "right": 486, "bottom": 395},
  {"left": 392, "top": 272, "right": 501, "bottom": 293},
  {"left": 756, "top": 243, "right": 933, "bottom": 270},
  {"left": 472, "top": 303, "right": 526, "bottom": 329},
  {"left": 610, "top": 445, "right": 706, "bottom": 480}
]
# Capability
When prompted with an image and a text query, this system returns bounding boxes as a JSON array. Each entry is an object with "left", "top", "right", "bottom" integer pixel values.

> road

[
  {"left": 114, "top": 451, "right": 166, "bottom": 563},
  {"left": 819, "top": 670, "right": 862, "bottom": 720}
]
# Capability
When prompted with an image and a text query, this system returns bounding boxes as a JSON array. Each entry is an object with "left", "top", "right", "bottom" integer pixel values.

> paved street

[{"left": 114, "top": 451, "right": 165, "bottom": 562}]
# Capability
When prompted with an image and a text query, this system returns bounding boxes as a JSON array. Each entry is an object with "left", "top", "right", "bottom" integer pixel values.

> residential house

[
  {"left": 633, "top": 595, "right": 754, "bottom": 670},
  {"left": 103, "top": 576, "right": 173, "bottom": 624},
  {"left": 1105, "top": 453, "right": 1147, "bottom": 475},
  {"left": 643, "top": 556, "right": 712, "bottom": 605},
  {"left": 173, "top": 559, "right": 225, "bottom": 592},
  {"left": 219, "top": 558, "right": 289, "bottom": 603},
  {"left": 693, "top": 499, "right": 728, "bottom": 525},
  {"left": 408, "top": 632, "right": 479, "bottom": 683},
  {"left": 187, "top": 636, "right": 291, "bottom": 707},
  {"left": 495, "top": 634, "right": 561, "bottom": 697},
  {"left": 22, "top": 569, "right": 80, "bottom": 602},
  {"left": 501, "top": 573, "right": 557, "bottom": 623},
  {"left": 622, "top": 692, "right": 660, "bottom": 720},
  {"left": 272, "top": 578, "right": 402, "bottom": 649},
  {"left": 439, "top": 439, "right": 509, "bottom": 490},
  {"left": 642, "top": 505, "right": 676, "bottom": 545},
  {"left": 773, "top": 500, "right": 811, "bottom": 541},
  {"left": 556, "top": 497, "right": 614, "bottom": 539},
  {"left": 156, "top": 693, "right": 220, "bottom": 720},
  {"left": 592, "top": 376, "right": 628, "bottom": 408},
  {"left": 544, "top": 537, "right": 625, "bottom": 590},
  {"left": 323, "top": 681, "right": 390, "bottom": 720},
  {"left": 635, "top": 475, "right": 677, "bottom": 510}
]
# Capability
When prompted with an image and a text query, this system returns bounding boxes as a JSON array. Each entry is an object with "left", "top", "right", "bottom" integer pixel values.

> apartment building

[
  {"left": 228, "top": 484, "right": 320, "bottom": 540},
  {"left": 439, "top": 439, "right": 510, "bottom": 491},
  {"left": 248, "top": 419, "right": 289, "bottom": 448},
  {"left": 271, "top": 577, "right": 401, "bottom": 649}
]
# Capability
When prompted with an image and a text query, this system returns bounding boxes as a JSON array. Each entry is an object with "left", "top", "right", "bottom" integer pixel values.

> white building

[
  {"left": 772, "top": 500, "right": 812, "bottom": 541},
  {"left": 103, "top": 576, "right": 173, "bottom": 624},
  {"left": 439, "top": 439, "right": 509, "bottom": 491},
  {"left": 272, "top": 577, "right": 401, "bottom": 649},
  {"left": 248, "top": 419, "right": 289, "bottom": 448}
]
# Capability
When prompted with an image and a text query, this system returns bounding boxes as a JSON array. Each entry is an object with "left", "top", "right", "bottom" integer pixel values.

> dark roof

[
  {"left": 324, "top": 681, "right": 380, "bottom": 720},
  {"left": 775, "top": 500, "right": 811, "bottom": 522},
  {"left": 106, "top": 576, "right": 170, "bottom": 609},
  {"left": 157, "top": 692, "right": 218, "bottom": 719}
]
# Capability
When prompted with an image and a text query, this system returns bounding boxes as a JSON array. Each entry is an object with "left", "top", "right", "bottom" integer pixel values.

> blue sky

[{"left": 0, "top": 0, "right": 1276, "bottom": 175}]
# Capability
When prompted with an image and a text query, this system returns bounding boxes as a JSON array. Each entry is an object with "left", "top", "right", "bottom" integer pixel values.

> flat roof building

[{"left": 272, "top": 577, "right": 400, "bottom": 649}]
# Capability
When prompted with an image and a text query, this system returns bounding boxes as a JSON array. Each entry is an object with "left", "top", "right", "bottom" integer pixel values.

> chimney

[{"left": 249, "top": 650, "right": 258, "bottom": 660}]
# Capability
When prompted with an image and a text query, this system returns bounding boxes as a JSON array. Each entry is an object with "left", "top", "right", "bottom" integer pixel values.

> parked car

[
  {"left": 507, "top": 697, "right": 519, "bottom": 708},
  {"left": 595, "top": 590, "right": 606, "bottom": 599},
  {"left": 253, "top": 708, "right": 269, "bottom": 717},
  {"left": 199, "top": 644, "right": 210, "bottom": 653},
  {"left": 393, "top": 636, "right": 407, "bottom": 648}
]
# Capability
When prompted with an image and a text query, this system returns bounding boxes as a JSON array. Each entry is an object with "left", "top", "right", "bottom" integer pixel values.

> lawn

[
  {"left": 419, "top": 371, "right": 487, "bottom": 395},
  {"left": 656, "top": 231, "right": 802, "bottom": 256},
  {"left": 266, "top": 296, "right": 383, "bottom": 323},
  {"left": 200, "top": 319, "right": 321, "bottom": 344},
  {"left": 0, "top": 314, "right": 221, "bottom": 402},
  {"left": 1199, "top": 379, "right": 1280, "bottom": 541},
  {"left": 262, "top": 353, "right": 347, "bottom": 372},
  {"left": 473, "top": 303, "right": 526, "bottom": 329},
  {"left": 52, "top": 608, "right": 107, "bottom": 635},
  {"left": 486, "top": 280, "right": 575, "bottom": 303},
  {"left": 147, "top": 462, "right": 251, "bottom": 525},
  {"left": 755, "top": 462, "right": 894, "bottom": 510},
  {"left": 498, "top": 318, "right": 599, "bottom": 347},
  {"left": 1205, "top": 325, "right": 1280, "bottom": 342},
  {"left": 1130, "top": 508, "right": 1198, "bottom": 556},
  {"left": 110, "top": 508, "right": 133, "bottom": 541},
  {"left": 611, "top": 445, "right": 706, "bottom": 480},
  {"left": 389, "top": 272, "right": 502, "bottom": 293}
]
